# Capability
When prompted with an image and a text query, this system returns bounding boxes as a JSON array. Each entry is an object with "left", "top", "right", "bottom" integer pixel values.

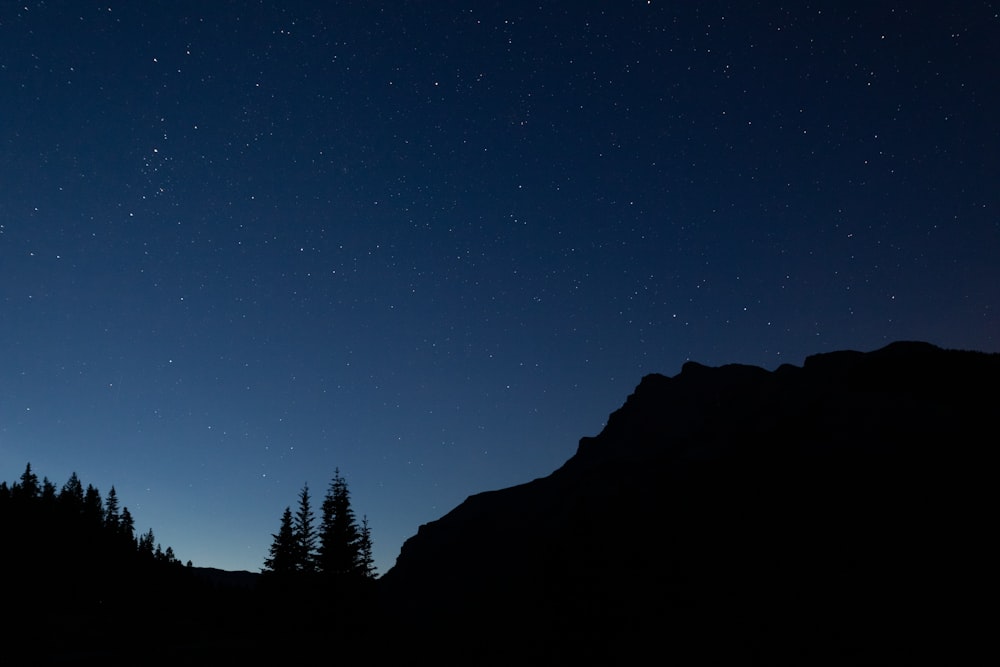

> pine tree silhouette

[
  {"left": 16, "top": 462, "right": 40, "bottom": 500},
  {"left": 59, "top": 472, "right": 85, "bottom": 512},
  {"left": 104, "top": 486, "right": 120, "bottom": 531},
  {"left": 83, "top": 484, "right": 104, "bottom": 527},
  {"left": 119, "top": 506, "right": 136, "bottom": 546},
  {"left": 358, "top": 515, "right": 376, "bottom": 579},
  {"left": 294, "top": 484, "right": 317, "bottom": 573},
  {"left": 263, "top": 506, "right": 297, "bottom": 575},
  {"left": 318, "top": 468, "right": 361, "bottom": 579},
  {"left": 138, "top": 528, "right": 155, "bottom": 558}
]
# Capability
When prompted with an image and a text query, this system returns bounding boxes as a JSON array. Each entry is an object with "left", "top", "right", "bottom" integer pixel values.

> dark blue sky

[{"left": 2, "top": 1, "right": 997, "bottom": 574}]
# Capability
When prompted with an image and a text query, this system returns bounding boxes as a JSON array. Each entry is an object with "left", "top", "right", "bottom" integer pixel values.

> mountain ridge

[{"left": 377, "top": 340, "right": 996, "bottom": 663}]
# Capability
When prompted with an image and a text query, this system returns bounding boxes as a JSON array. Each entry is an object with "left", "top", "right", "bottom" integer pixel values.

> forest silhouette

[
  {"left": 0, "top": 462, "right": 377, "bottom": 662},
  {"left": 3, "top": 341, "right": 996, "bottom": 664}
]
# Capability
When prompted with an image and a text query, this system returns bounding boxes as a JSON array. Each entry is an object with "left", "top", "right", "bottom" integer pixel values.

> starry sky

[{"left": 2, "top": 2, "right": 997, "bottom": 575}]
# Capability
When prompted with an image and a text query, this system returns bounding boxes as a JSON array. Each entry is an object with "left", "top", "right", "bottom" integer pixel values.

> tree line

[
  {"left": 1, "top": 462, "right": 378, "bottom": 580},
  {"left": 263, "top": 468, "right": 375, "bottom": 581},
  {"left": 0, "top": 462, "right": 184, "bottom": 566},
  {"left": 1, "top": 462, "right": 380, "bottom": 659}
]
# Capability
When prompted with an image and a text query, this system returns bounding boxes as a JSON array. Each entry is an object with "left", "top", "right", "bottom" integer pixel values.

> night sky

[{"left": 2, "top": 2, "right": 997, "bottom": 575}]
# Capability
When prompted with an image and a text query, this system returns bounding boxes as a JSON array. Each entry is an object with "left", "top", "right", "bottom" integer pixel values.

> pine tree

[
  {"left": 41, "top": 477, "right": 57, "bottom": 505},
  {"left": 357, "top": 515, "right": 376, "bottom": 579},
  {"left": 15, "top": 462, "right": 40, "bottom": 500},
  {"left": 164, "top": 546, "right": 178, "bottom": 565},
  {"left": 138, "top": 528, "right": 155, "bottom": 558},
  {"left": 59, "top": 472, "right": 85, "bottom": 511},
  {"left": 293, "top": 484, "right": 317, "bottom": 573},
  {"left": 104, "top": 486, "right": 120, "bottom": 531},
  {"left": 318, "top": 468, "right": 361, "bottom": 578},
  {"left": 120, "top": 506, "right": 136, "bottom": 546},
  {"left": 264, "top": 506, "right": 297, "bottom": 575},
  {"left": 83, "top": 484, "right": 104, "bottom": 526}
]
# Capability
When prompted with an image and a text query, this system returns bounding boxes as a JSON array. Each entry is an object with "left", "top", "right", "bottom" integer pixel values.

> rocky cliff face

[{"left": 377, "top": 341, "right": 997, "bottom": 664}]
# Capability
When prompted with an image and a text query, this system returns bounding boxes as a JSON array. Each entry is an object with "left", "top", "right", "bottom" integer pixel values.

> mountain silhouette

[
  {"left": 377, "top": 341, "right": 996, "bottom": 664},
  {"left": 5, "top": 340, "right": 993, "bottom": 663}
]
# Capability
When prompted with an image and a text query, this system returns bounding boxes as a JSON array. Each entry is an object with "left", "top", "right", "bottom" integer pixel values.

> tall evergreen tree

[
  {"left": 83, "top": 484, "right": 104, "bottom": 526},
  {"left": 41, "top": 477, "right": 57, "bottom": 505},
  {"left": 138, "top": 528, "right": 155, "bottom": 557},
  {"left": 293, "top": 484, "right": 317, "bottom": 573},
  {"left": 15, "top": 462, "right": 40, "bottom": 500},
  {"left": 264, "top": 506, "right": 297, "bottom": 575},
  {"left": 358, "top": 515, "right": 376, "bottom": 579},
  {"left": 120, "top": 506, "right": 136, "bottom": 546},
  {"left": 104, "top": 486, "right": 120, "bottom": 531},
  {"left": 59, "top": 472, "right": 85, "bottom": 511},
  {"left": 318, "top": 468, "right": 361, "bottom": 578},
  {"left": 163, "top": 546, "right": 178, "bottom": 565}
]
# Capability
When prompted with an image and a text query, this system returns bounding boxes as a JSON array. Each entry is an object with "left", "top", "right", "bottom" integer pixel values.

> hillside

[{"left": 377, "top": 341, "right": 996, "bottom": 664}]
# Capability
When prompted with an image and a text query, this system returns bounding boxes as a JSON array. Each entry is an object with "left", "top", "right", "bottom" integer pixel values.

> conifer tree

[
  {"left": 120, "top": 506, "right": 136, "bottom": 546},
  {"left": 264, "top": 506, "right": 297, "bottom": 575},
  {"left": 358, "top": 515, "right": 376, "bottom": 579},
  {"left": 318, "top": 468, "right": 361, "bottom": 578},
  {"left": 83, "top": 484, "right": 104, "bottom": 526},
  {"left": 41, "top": 477, "right": 57, "bottom": 505},
  {"left": 16, "top": 462, "right": 40, "bottom": 500},
  {"left": 294, "top": 484, "right": 317, "bottom": 573},
  {"left": 59, "top": 472, "right": 85, "bottom": 511},
  {"left": 104, "top": 486, "right": 120, "bottom": 531},
  {"left": 138, "top": 528, "right": 155, "bottom": 557}
]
